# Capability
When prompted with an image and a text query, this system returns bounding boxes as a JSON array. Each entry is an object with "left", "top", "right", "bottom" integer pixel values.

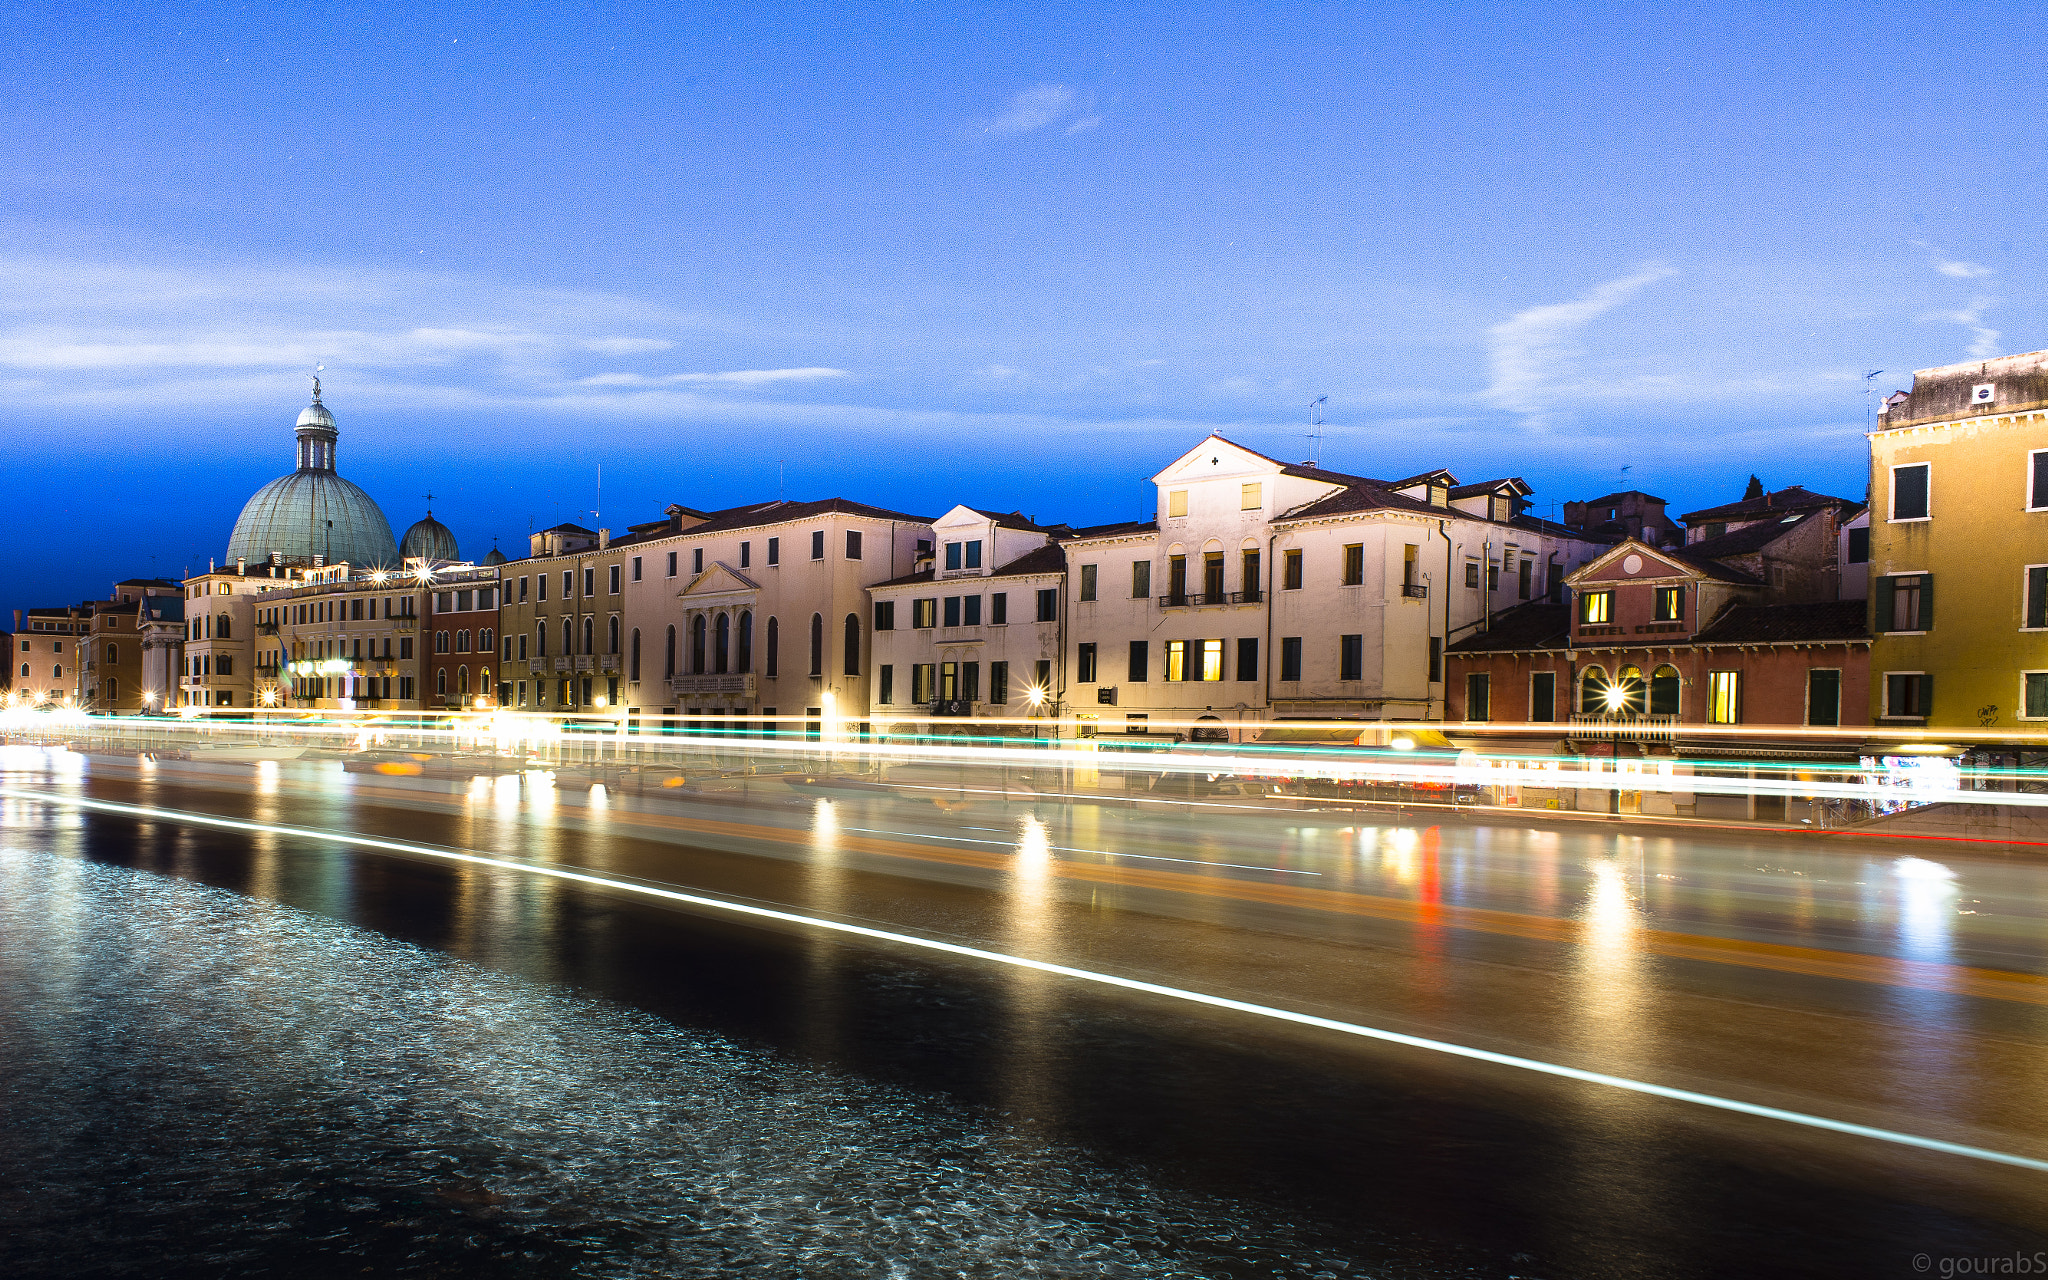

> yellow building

[{"left": 1867, "top": 350, "right": 2048, "bottom": 731}]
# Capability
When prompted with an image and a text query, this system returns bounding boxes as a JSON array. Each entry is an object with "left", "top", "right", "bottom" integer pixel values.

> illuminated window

[
  {"left": 1580, "top": 591, "right": 1612, "bottom": 624},
  {"left": 1578, "top": 665, "right": 1608, "bottom": 714},
  {"left": 1707, "top": 671, "right": 1741, "bottom": 724},
  {"left": 1240, "top": 482, "right": 1262, "bottom": 510},
  {"left": 1654, "top": 587, "right": 1682, "bottom": 622},
  {"left": 1200, "top": 638, "right": 1224, "bottom": 681},
  {"left": 1168, "top": 490, "right": 1188, "bottom": 518},
  {"left": 1164, "top": 639, "right": 1187, "bottom": 682}
]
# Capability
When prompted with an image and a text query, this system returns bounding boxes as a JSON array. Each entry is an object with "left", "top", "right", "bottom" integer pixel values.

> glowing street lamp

[{"left": 1601, "top": 680, "right": 1628, "bottom": 814}]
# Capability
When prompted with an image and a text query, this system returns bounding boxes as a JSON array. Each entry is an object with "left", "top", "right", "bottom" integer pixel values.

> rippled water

[{"left": 0, "top": 848, "right": 1395, "bottom": 1278}]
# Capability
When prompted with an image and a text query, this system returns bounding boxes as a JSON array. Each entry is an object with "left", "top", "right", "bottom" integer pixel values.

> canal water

[{"left": 0, "top": 846, "right": 1402, "bottom": 1279}]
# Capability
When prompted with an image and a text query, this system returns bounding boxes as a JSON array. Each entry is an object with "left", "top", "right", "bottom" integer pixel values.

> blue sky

[{"left": 2, "top": 0, "right": 2040, "bottom": 615}]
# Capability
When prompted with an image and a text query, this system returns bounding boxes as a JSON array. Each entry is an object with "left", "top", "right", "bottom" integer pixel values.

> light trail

[
  {"left": 839, "top": 825, "right": 1324, "bottom": 875},
  {"left": 6, "top": 784, "right": 2046, "bottom": 1177}
]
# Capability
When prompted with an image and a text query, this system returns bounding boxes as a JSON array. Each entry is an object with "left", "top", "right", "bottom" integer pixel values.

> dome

[
  {"left": 225, "top": 384, "right": 400, "bottom": 569},
  {"left": 401, "top": 513, "right": 460, "bottom": 562},
  {"left": 482, "top": 545, "right": 508, "bottom": 566}
]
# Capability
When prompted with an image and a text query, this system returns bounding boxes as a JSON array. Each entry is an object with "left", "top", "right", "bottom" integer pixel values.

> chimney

[
  {"left": 236, "top": 557, "right": 246, "bottom": 576},
  {"left": 598, "top": 528, "right": 611, "bottom": 548}
]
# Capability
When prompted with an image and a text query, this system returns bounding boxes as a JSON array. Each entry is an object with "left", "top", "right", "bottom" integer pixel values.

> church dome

[
  {"left": 481, "top": 545, "right": 508, "bottom": 566},
  {"left": 226, "top": 382, "right": 399, "bottom": 569},
  {"left": 400, "top": 512, "right": 460, "bottom": 563}
]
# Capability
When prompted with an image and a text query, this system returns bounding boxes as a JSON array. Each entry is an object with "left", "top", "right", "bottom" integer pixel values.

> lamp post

[{"left": 1601, "top": 681, "right": 1627, "bottom": 815}]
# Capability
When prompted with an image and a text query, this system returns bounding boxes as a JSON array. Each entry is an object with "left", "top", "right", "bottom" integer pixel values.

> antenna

[
  {"left": 778, "top": 459, "right": 786, "bottom": 501},
  {"left": 1863, "top": 369, "right": 1885, "bottom": 432},
  {"left": 1307, "top": 396, "right": 1328, "bottom": 465},
  {"left": 592, "top": 464, "right": 601, "bottom": 524}
]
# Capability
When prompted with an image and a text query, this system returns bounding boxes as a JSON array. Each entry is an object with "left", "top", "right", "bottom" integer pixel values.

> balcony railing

[
  {"left": 600, "top": 654, "right": 620, "bottom": 672},
  {"left": 1158, "top": 590, "right": 1263, "bottom": 609},
  {"left": 926, "top": 699, "right": 973, "bottom": 717},
  {"left": 257, "top": 622, "right": 280, "bottom": 635},
  {"left": 670, "top": 673, "right": 755, "bottom": 696},
  {"left": 553, "top": 657, "right": 571, "bottom": 672},
  {"left": 1567, "top": 714, "right": 1679, "bottom": 741},
  {"left": 528, "top": 659, "right": 547, "bottom": 673},
  {"left": 574, "top": 655, "right": 595, "bottom": 672}
]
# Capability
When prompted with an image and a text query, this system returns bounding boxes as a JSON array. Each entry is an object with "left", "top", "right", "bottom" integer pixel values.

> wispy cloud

[
  {"left": 577, "top": 368, "right": 847, "bottom": 387},
  {"left": 1911, "top": 244, "right": 2000, "bottom": 357},
  {"left": 1484, "top": 263, "right": 1678, "bottom": 424},
  {"left": 979, "top": 84, "right": 1095, "bottom": 137}
]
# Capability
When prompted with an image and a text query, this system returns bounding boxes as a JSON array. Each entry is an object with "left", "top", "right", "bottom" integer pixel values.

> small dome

[
  {"left": 297, "top": 401, "right": 335, "bottom": 430},
  {"left": 482, "top": 545, "right": 508, "bottom": 566},
  {"left": 401, "top": 513, "right": 460, "bottom": 562}
]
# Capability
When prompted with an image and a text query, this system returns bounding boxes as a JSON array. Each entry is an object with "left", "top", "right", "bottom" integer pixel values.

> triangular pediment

[
  {"left": 1566, "top": 539, "right": 1700, "bottom": 586},
  {"left": 679, "top": 562, "right": 760, "bottom": 598},
  {"left": 1151, "top": 434, "right": 1287, "bottom": 485},
  {"left": 932, "top": 504, "right": 989, "bottom": 532}
]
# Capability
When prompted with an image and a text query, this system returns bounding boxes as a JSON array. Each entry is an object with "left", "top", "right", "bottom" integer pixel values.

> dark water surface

[{"left": 5, "top": 752, "right": 2048, "bottom": 1278}]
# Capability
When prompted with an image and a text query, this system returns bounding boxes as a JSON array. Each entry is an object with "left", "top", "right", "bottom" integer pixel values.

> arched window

[
  {"left": 1578, "top": 665, "right": 1609, "bottom": 715},
  {"left": 480, "top": 628, "right": 493, "bottom": 654},
  {"left": 563, "top": 619, "right": 575, "bottom": 656},
  {"left": 630, "top": 628, "right": 642, "bottom": 682},
  {"left": 456, "top": 630, "right": 470, "bottom": 653},
  {"left": 809, "top": 613, "right": 824, "bottom": 676},
  {"left": 106, "top": 643, "right": 118, "bottom": 663},
  {"left": 217, "top": 614, "right": 231, "bottom": 639},
  {"left": 607, "top": 616, "right": 620, "bottom": 655},
  {"left": 691, "top": 615, "right": 707, "bottom": 674},
  {"left": 535, "top": 623, "right": 547, "bottom": 657},
  {"left": 479, "top": 666, "right": 490, "bottom": 696},
  {"left": 714, "top": 613, "right": 730, "bottom": 674},
  {"left": 582, "top": 616, "right": 594, "bottom": 655},
  {"left": 1613, "top": 664, "right": 1646, "bottom": 715},
  {"left": 738, "top": 612, "right": 753, "bottom": 673},
  {"left": 436, "top": 668, "right": 448, "bottom": 695},
  {"left": 458, "top": 666, "right": 470, "bottom": 697},
  {"left": 766, "top": 616, "right": 779, "bottom": 678},
  {"left": 843, "top": 613, "right": 860, "bottom": 676},
  {"left": 106, "top": 678, "right": 118, "bottom": 703},
  {"left": 1650, "top": 664, "right": 1681, "bottom": 716},
  {"left": 436, "top": 631, "right": 450, "bottom": 653},
  {"left": 665, "top": 625, "right": 676, "bottom": 679},
  {"left": 18, "top": 664, "right": 27, "bottom": 679}
]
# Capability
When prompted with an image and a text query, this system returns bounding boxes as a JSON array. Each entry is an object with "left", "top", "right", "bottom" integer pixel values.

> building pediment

[
  {"left": 679, "top": 562, "right": 759, "bottom": 599},
  {"left": 1150, "top": 434, "right": 1286, "bottom": 485},
  {"left": 1567, "top": 540, "right": 1700, "bottom": 585}
]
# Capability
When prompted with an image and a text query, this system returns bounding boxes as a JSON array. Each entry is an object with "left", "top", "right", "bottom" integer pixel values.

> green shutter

[
  {"left": 1919, "top": 672, "right": 1933, "bottom": 718},
  {"left": 1919, "top": 574, "right": 1934, "bottom": 632},
  {"left": 2031, "top": 568, "right": 2048, "bottom": 630},
  {"left": 1874, "top": 575, "right": 1895, "bottom": 633}
]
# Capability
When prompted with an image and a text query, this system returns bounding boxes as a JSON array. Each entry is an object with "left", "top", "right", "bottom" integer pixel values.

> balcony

[
  {"left": 574, "top": 655, "right": 595, "bottom": 672},
  {"left": 926, "top": 699, "right": 973, "bottom": 717},
  {"left": 1401, "top": 583, "right": 1429, "bottom": 599},
  {"left": 528, "top": 659, "right": 547, "bottom": 673},
  {"left": 257, "top": 622, "right": 280, "bottom": 635},
  {"left": 1158, "top": 590, "right": 1262, "bottom": 609},
  {"left": 1567, "top": 714, "right": 1679, "bottom": 742},
  {"left": 600, "top": 654, "right": 620, "bottom": 672},
  {"left": 670, "top": 673, "right": 755, "bottom": 696},
  {"left": 255, "top": 664, "right": 281, "bottom": 678},
  {"left": 553, "top": 657, "right": 571, "bottom": 672}
]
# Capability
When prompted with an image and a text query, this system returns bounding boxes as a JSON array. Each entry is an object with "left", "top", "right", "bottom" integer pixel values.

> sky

[{"left": 2, "top": 0, "right": 2041, "bottom": 616}]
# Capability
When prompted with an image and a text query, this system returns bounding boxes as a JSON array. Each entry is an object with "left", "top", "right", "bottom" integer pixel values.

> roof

[
  {"left": 1572, "top": 489, "right": 1670, "bottom": 508},
  {"left": 1879, "top": 350, "right": 2048, "bottom": 429},
  {"left": 140, "top": 596, "right": 185, "bottom": 623},
  {"left": 971, "top": 509, "right": 1070, "bottom": 533},
  {"left": 1275, "top": 478, "right": 1447, "bottom": 523},
  {"left": 672, "top": 497, "right": 933, "bottom": 539},
  {"left": 1444, "top": 603, "right": 1570, "bottom": 654},
  {"left": 871, "top": 541, "right": 1067, "bottom": 589},
  {"left": 1677, "top": 486, "right": 1858, "bottom": 525},
  {"left": 1449, "top": 477, "right": 1531, "bottom": 499},
  {"left": 1680, "top": 509, "right": 1821, "bottom": 559},
  {"left": 1063, "top": 518, "right": 1158, "bottom": 541},
  {"left": 114, "top": 577, "right": 181, "bottom": 588},
  {"left": 1692, "top": 600, "right": 1869, "bottom": 645}
]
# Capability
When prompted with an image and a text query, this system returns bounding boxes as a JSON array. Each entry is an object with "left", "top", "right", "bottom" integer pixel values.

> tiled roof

[
  {"left": 1449, "top": 476, "right": 1530, "bottom": 499},
  {"left": 1657, "top": 546, "right": 1764, "bottom": 584},
  {"left": 971, "top": 509, "right": 1069, "bottom": 533},
  {"left": 1681, "top": 510, "right": 1819, "bottom": 559},
  {"left": 1677, "top": 486, "right": 1858, "bottom": 525},
  {"left": 1574, "top": 489, "right": 1669, "bottom": 507},
  {"left": 1445, "top": 603, "right": 1570, "bottom": 654},
  {"left": 1064, "top": 518, "right": 1158, "bottom": 541},
  {"left": 871, "top": 542, "right": 1066, "bottom": 589},
  {"left": 1275, "top": 479, "right": 1446, "bottom": 522},
  {"left": 663, "top": 497, "right": 934, "bottom": 539},
  {"left": 1692, "top": 600, "right": 1869, "bottom": 645}
]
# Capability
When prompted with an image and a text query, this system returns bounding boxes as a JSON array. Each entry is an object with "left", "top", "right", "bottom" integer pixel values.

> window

[
  {"left": 436, "top": 630, "right": 450, "bottom": 653},
  {"left": 1077, "top": 643, "right": 1098, "bottom": 683},
  {"left": 767, "top": 537, "right": 780, "bottom": 566},
  {"left": 519, "top": 576, "right": 530, "bottom": 602},
  {"left": 400, "top": 637, "right": 414, "bottom": 659},
  {"left": 965, "top": 540, "right": 982, "bottom": 569},
  {"left": 2033, "top": 451, "right": 2048, "bottom": 511},
  {"left": 1650, "top": 665, "right": 1680, "bottom": 716},
  {"left": 766, "top": 616, "right": 779, "bottom": 677},
  {"left": 2028, "top": 566, "right": 2048, "bottom": 630},
  {"left": 1487, "top": 563, "right": 1499, "bottom": 591},
  {"left": 1164, "top": 640, "right": 1187, "bottom": 682},
  {"left": 844, "top": 614, "right": 860, "bottom": 675},
  {"left": 1343, "top": 544, "right": 1364, "bottom": 586},
  {"left": 1891, "top": 463, "right": 1930, "bottom": 521},
  {"left": 1807, "top": 669, "right": 1841, "bottom": 726},
  {"left": 912, "top": 662, "right": 935, "bottom": 704},
  {"left": 1241, "top": 482, "right": 1262, "bottom": 510},
  {"left": 1876, "top": 574, "right": 1931, "bottom": 632},
  {"left": 810, "top": 531, "right": 825, "bottom": 560},
  {"left": 1707, "top": 671, "right": 1741, "bottom": 724},
  {"left": 944, "top": 597, "right": 961, "bottom": 628},
  {"left": 630, "top": 629, "right": 641, "bottom": 681},
  {"left": 874, "top": 601, "right": 895, "bottom": 631},
  {"left": 1079, "top": 564, "right": 1097, "bottom": 601},
  {"left": 1168, "top": 489, "right": 1188, "bottom": 518},
  {"left": 879, "top": 664, "right": 894, "bottom": 704},
  {"left": 1885, "top": 672, "right": 1930, "bottom": 719},
  {"left": 740, "top": 541, "right": 751, "bottom": 568},
  {"left": 945, "top": 542, "right": 961, "bottom": 571},
  {"left": 686, "top": 548, "right": 700, "bottom": 575},
  {"left": 1465, "top": 673, "right": 1490, "bottom": 721},
  {"left": 1168, "top": 554, "right": 1187, "bottom": 601},
  {"left": 1280, "top": 637, "right": 1302, "bottom": 681},
  {"left": 1580, "top": 591, "right": 1613, "bottom": 624},
  {"left": 1339, "top": 634, "right": 1363, "bottom": 681},
  {"left": 1035, "top": 659, "right": 1052, "bottom": 692},
  {"left": 809, "top": 613, "right": 824, "bottom": 676},
  {"left": 1242, "top": 550, "right": 1260, "bottom": 597},
  {"left": 1847, "top": 527, "right": 1870, "bottom": 564},
  {"left": 1036, "top": 589, "right": 1058, "bottom": 622},
  {"left": 991, "top": 592, "right": 1008, "bottom": 624},
  {"left": 1236, "top": 637, "right": 1257, "bottom": 681},
  {"left": 1464, "top": 561, "right": 1480, "bottom": 589},
  {"left": 480, "top": 628, "right": 494, "bottom": 653},
  {"left": 609, "top": 565, "right": 622, "bottom": 594},
  {"left": 912, "top": 599, "right": 937, "bottom": 629},
  {"left": 711, "top": 615, "right": 725, "bottom": 670},
  {"left": 632, "top": 557, "right": 643, "bottom": 582},
  {"left": 1132, "top": 561, "right": 1151, "bottom": 599},
  {"left": 1199, "top": 639, "right": 1224, "bottom": 682},
  {"left": 738, "top": 612, "right": 753, "bottom": 673},
  {"left": 1127, "top": 640, "right": 1149, "bottom": 682},
  {"left": 2025, "top": 672, "right": 2048, "bottom": 720},
  {"left": 584, "top": 567, "right": 595, "bottom": 596},
  {"left": 1283, "top": 550, "right": 1302, "bottom": 590},
  {"left": 1518, "top": 559, "right": 1532, "bottom": 599},
  {"left": 1530, "top": 671, "right": 1556, "bottom": 723},
  {"left": 537, "top": 574, "right": 548, "bottom": 602},
  {"left": 517, "top": 633, "right": 528, "bottom": 659},
  {"left": 990, "top": 661, "right": 1009, "bottom": 704},
  {"left": 1654, "top": 587, "right": 1683, "bottom": 622},
  {"left": 844, "top": 530, "right": 863, "bottom": 561},
  {"left": 1578, "top": 666, "right": 1608, "bottom": 714},
  {"left": 963, "top": 595, "right": 982, "bottom": 626}
]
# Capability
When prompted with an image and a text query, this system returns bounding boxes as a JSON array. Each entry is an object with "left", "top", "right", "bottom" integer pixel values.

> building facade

[
  {"left": 11, "top": 606, "right": 89, "bottom": 705},
  {"left": 424, "top": 564, "right": 502, "bottom": 710}
]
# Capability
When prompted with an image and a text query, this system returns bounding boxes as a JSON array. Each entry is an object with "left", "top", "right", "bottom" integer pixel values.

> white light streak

[{"left": 5, "top": 786, "right": 2046, "bottom": 1176}]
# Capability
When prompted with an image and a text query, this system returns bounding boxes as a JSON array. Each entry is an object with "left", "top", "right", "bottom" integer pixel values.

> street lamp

[{"left": 1601, "top": 680, "right": 1627, "bottom": 815}]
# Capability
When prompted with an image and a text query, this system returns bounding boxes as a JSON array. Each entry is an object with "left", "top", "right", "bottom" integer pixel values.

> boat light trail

[{"left": 6, "top": 785, "right": 2046, "bottom": 1177}]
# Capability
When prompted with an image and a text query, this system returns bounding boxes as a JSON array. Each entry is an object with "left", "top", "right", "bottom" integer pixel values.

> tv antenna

[
  {"left": 1863, "top": 369, "right": 1885, "bottom": 432},
  {"left": 1307, "top": 395, "right": 1328, "bottom": 464}
]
